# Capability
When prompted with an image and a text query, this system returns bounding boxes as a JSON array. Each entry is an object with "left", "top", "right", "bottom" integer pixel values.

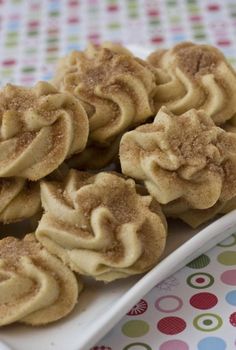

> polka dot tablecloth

[
  {"left": 0, "top": 1, "right": 236, "bottom": 350},
  {"left": 94, "top": 235, "right": 236, "bottom": 350}
]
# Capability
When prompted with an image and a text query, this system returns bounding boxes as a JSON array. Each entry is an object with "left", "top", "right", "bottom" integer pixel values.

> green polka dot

[
  {"left": 187, "top": 272, "right": 214, "bottom": 289},
  {"left": 49, "top": 11, "right": 60, "bottom": 17},
  {"left": 123, "top": 343, "right": 152, "bottom": 350},
  {"left": 193, "top": 313, "right": 223, "bottom": 332},
  {"left": 187, "top": 254, "right": 210, "bottom": 269},
  {"left": 122, "top": 320, "right": 149, "bottom": 338},
  {"left": 7, "top": 32, "right": 18, "bottom": 38},
  {"left": 22, "top": 67, "right": 36, "bottom": 73},
  {"left": 218, "top": 234, "right": 236, "bottom": 247},
  {"left": 194, "top": 33, "right": 206, "bottom": 40},
  {"left": 108, "top": 23, "right": 121, "bottom": 29},
  {"left": 5, "top": 41, "right": 17, "bottom": 47},
  {"left": 167, "top": 0, "right": 177, "bottom": 5},
  {"left": 217, "top": 251, "right": 236, "bottom": 265},
  {"left": 149, "top": 19, "right": 160, "bottom": 26},
  {"left": 203, "top": 319, "right": 212, "bottom": 326},
  {"left": 28, "top": 31, "right": 38, "bottom": 36},
  {"left": 128, "top": 2, "right": 138, "bottom": 9}
]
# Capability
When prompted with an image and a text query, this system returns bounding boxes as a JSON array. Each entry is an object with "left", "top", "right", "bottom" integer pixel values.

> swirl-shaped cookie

[
  {"left": 120, "top": 107, "right": 236, "bottom": 218},
  {"left": 148, "top": 42, "right": 236, "bottom": 124},
  {"left": 0, "top": 81, "right": 88, "bottom": 180},
  {"left": 0, "top": 178, "right": 40, "bottom": 224},
  {"left": 0, "top": 234, "right": 82, "bottom": 326},
  {"left": 36, "top": 170, "right": 167, "bottom": 282},
  {"left": 53, "top": 43, "right": 155, "bottom": 144}
]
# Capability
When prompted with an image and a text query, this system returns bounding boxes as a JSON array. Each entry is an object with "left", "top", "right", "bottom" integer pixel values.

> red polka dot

[
  {"left": 69, "top": 0, "right": 79, "bottom": 6},
  {"left": 217, "top": 39, "right": 231, "bottom": 47},
  {"left": 190, "top": 15, "right": 202, "bottom": 21},
  {"left": 208, "top": 4, "right": 220, "bottom": 11},
  {"left": 148, "top": 9, "right": 159, "bottom": 17},
  {"left": 2, "top": 59, "right": 16, "bottom": 66},
  {"left": 68, "top": 17, "right": 80, "bottom": 24},
  {"left": 196, "top": 278, "right": 205, "bottom": 283},
  {"left": 127, "top": 299, "right": 148, "bottom": 316},
  {"left": 28, "top": 20, "right": 39, "bottom": 28},
  {"left": 190, "top": 293, "right": 218, "bottom": 310},
  {"left": 151, "top": 36, "right": 164, "bottom": 44},
  {"left": 157, "top": 317, "right": 186, "bottom": 335},
  {"left": 107, "top": 5, "right": 118, "bottom": 12},
  {"left": 230, "top": 312, "right": 236, "bottom": 327}
]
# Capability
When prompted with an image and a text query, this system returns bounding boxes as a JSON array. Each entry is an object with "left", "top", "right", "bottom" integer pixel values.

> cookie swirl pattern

[
  {"left": 120, "top": 107, "right": 236, "bottom": 222},
  {"left": 36, "top": 171, "right": 167, "bottom": 282},
  {"left": 0, "top": 82, "right": 88, "bottom": 180},
  {"left": 0, "top": 234, "right": 82, "bottom": 326},
  {"left": 148, "top": 42, "right": 236, "bottom": 125}
]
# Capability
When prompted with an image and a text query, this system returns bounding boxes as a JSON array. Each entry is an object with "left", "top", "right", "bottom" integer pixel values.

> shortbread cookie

[
  {"left": 53, "top": 43, "right": 156, "bottom": 144},
  {"left": 36, "top": 170, "right": 167, "bottom": 282},
  {"left": 0, "top": 234, "right": 82, "bottom": 326},
  {"left": 0, "top": 178, "right": 40, "bottom": 224},
  {"left": 52, "top": 43, "right": 156, "bottom": 168},
  {"left": 120, "top": 107, "right": 236, "bottom": 224},
  {"left": 0, "top": 82, "right": 88, "bottom": 180},
  {"left": 148, "top": 42, "right": 236, "bottom": 124}
]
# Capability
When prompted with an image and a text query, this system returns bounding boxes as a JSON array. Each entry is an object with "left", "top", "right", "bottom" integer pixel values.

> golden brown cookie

[
  {"left": 52, "top": 43, "right": 156, "bottom": 168},
  {"left": 36, "top": 170, "right": 167, "bottom": 282},
  {"left": 0, "top": 81, "right": 88, "bottom": 180},
  {"left": 120, "top": 107, "right": 236, "bottom": 226},
  {"left": 0, "top": 178, "right": 40, "bottom": 224},
  {"left": 0, "top": 234, "right": 82, "bottom": 326},
  {"left": 148, "top": 42, "right": 236, "bottom": 124}
]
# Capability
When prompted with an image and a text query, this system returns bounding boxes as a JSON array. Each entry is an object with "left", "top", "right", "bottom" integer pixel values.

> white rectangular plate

[{"left": 1, "top": 211, "right": 236, "bottom": 350}]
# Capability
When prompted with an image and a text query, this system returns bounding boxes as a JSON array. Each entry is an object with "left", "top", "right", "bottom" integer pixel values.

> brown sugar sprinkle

[
  {"left": 104, "top": 240, "right": 124, "bottom": 262},
  {"left": 166, "top": 115, "right": 221, "bottom": 164},
  {"left": 0, "top": 235, "right": 42, "bottom": 261},
  {"left": 0, "top": 85, "right": 37, "bottom": 112},
  {"left": 69, "top": 48, "right": 143, "bottom": 91},
  {"left": 15, "top": 131, "right": 37, "bottom": 155},
  {"left": 175, "top": 45, "right": 220, "bottom": 77},
  {"left": 139, "top": 123, "right": 165, "bottom": 133}
]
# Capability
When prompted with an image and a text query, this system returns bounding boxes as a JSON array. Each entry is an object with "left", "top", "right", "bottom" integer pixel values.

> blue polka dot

[
  {"left": 226, "top": 290, "right": 236, "bottom": 305},
  {"left": 198, "top": 337, "right": 226, "bottom": 350}
]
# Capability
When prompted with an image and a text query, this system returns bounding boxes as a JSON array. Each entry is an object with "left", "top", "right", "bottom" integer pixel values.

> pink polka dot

[
  {"left": 155, "top": 295, "right": 183, "bottom": 313},
  {"left": 157, "top": 317, "right": 186, "bottom": 335},
  {"left": 190, "top": 293, "right": 218, "bottom": 310},
  {"left": 221, "top": 270, "right": 236, "bottom": 285},
  {"left": 160, "top": 340, "right": 189, "bottom": 350},
  {"left": 230, "top": 312, "right": 236, "bottom": 327}
]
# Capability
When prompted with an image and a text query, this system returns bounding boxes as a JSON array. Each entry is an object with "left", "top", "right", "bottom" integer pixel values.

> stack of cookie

[{"left": 1, "top": 41, "right": 236, "bottom": 326}]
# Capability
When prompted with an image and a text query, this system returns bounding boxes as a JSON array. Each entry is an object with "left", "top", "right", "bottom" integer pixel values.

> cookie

[
  {"left": 36, "top": 170, "right": 167, "bottom": 282},
  {"left": 120, "top": 107, "right": 236, "bottom": 225},
  {"left": 0, "top": 234, "right": 82, "bottom": 326},
  {"left": 148, "top": 42, "right": 236, "bottom": 124},
  {"left": 0, "top": 178, "right": 40, "bottom": 224},
  {"left": 52, "top": 43, "right": 156, "bottom": 168},
  {"left": 0, "top": 81, "right": 88, "bottom": 180}
]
